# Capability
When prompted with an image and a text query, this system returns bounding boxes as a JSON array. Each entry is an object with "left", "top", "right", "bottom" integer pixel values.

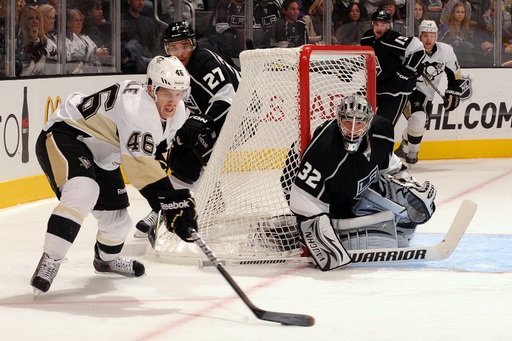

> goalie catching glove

[
  {"left": 175, "top": 114, "right": 213, "bottom": 148},
  {"left": 159, "top": 189, "right": 198, "bottom": 242},
  {"left": 443, "top": 88, "right": 461, "bottom": 111},
  {"left": 378, "top": 172, "right": 436, "bottom": 224}
]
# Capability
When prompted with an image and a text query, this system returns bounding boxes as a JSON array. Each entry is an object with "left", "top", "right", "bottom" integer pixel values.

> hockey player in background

[
  {"left": 395, "top": 20, "right": 462, "bottom": 164},
  {"left": 134, "top": 21, "right": 240, "bottom": 237},
  {"left": 360, "top": 10, "right": 426, "bottom": 126},
  {"left": 284, "top": 95, "right": 437, "bottom": 271},
  {"left": 31, "top": 56, "right": 198, "bottom": 295}
]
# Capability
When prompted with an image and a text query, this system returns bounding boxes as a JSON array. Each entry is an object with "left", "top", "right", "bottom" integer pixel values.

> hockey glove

[
  {"left": 175, "top": 114, "right": 213, "bottom": 148},
  {"left": 394, "top": 69, "right": 416, "bottom": 93},
  {"left": 159, "top": 189, "right": 198, "bottom": 243},
  {"left": 378, "top": 173, "right": 437, "bottom": 224},
  {"left": 443, "top": 89, "right": 461, "bottom": 111}
]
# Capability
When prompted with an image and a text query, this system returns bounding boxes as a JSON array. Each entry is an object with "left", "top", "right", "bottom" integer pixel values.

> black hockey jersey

[
  {"left": 360, "top": 29, "right": 425, "bottom": 96},
  {"left": 289, "top": 115, "right": 402, "bottom": 220},
  {"left": 184, "top": 47, "right": 240, "bottom": 139}
]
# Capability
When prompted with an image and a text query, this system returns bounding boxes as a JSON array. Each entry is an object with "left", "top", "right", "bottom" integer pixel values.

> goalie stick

[
  {"left": 201, "top": 199, "right": 477, "bottom": 267},
  {"left": 190, "top": 228, "right": 315, "bottom": 327}
]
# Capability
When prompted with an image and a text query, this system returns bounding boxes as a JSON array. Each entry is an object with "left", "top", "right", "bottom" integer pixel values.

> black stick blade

[{"left": 254, "top": 309, "right": 315, "bottom": 327}]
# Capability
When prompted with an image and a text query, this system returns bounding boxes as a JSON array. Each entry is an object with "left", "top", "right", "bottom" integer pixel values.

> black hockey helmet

[
  {"left": 164, "top": 21, "right": 196, "bottom": 44},
  {"left": 371, "top": 10, "right": 391, "bottom": 22}
]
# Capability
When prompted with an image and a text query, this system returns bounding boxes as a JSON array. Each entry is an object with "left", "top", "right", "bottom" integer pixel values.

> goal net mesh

[{"left": 148, "top": 46, "right": 376, "bottom": 263}]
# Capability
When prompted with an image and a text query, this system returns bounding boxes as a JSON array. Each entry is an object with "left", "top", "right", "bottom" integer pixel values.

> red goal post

[
  {"left": 298, "top": 45, "right": 376, "bottom": 153},
  {"left": 147, "top": 45, "right": 377, "bottom": 264}
]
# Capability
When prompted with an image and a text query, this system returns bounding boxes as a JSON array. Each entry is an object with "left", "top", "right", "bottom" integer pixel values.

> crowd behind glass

[{"left": 1, "top": 0, "right": 511, "bottom": 78}]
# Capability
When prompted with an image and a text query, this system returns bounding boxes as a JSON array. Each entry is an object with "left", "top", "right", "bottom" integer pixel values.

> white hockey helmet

[
  {"left": 418, "top": 20, "right": 438, "bottom": 35},
  {"left": 146, "top": 56, "right": 190, "bottom": 92},
  {"left": 336, "top": 95, "right": 374, "bottom": 153}
]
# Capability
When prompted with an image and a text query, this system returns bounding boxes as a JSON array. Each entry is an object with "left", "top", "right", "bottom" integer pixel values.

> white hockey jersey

[
  {"left": 44, "top": 80, "right": 188, "bottom": 191},
  {"left": 417, "top": 42, "right": 462, "bottom": 101}
]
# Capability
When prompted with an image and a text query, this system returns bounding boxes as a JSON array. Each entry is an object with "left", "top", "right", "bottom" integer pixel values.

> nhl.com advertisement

[{"left": 0, "top": 70, "right": 510, "bottom": 184}]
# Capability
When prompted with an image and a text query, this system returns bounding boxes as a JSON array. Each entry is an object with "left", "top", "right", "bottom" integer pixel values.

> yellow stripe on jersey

[
  {"left": 121, "top": 154, "right": 167, "bottom": 190},
  {"left": 64, "top": 115, "right": 120, "bottom": 147},
  {"left": 46, "top": 132, "right": 69, "bottom": 189}
]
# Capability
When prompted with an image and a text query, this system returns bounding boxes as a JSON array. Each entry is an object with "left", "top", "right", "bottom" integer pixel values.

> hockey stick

[
  {"left": 201, "top": 199, "right": 477, "bottom": 267},
  {"left": 148, "top": 211, "right": 164, "bottom": 249},
  {"left": 422, "top": 71, "right": 445, "bottom": 101},
  {"left": 190, "top": 228, "right": 315, "bottom": 327}
]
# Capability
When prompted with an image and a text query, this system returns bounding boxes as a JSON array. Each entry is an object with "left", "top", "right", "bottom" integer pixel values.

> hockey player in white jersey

[
  {"left": 31, "top": 56, "right": 196, "bottom": 295},
  {"left": 395, "top": 20, "right": 462, "bottom": 164},
  {"left": 285, "top": 95, "right": 437, "bottom": 271}
]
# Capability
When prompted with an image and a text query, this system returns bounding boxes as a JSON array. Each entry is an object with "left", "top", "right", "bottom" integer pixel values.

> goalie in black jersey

[
  {"left": 134, "top": 21, "right": 241, "bottom": 238},
  {"left": 284, "top": 95, "right": 437, "bottom": 271}
]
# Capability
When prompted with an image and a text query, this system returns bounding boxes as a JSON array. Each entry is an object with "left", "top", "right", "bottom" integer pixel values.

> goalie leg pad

[
  {"left": 332, "top": 210, "right": 398, "bottom": 250},
  {"left": 298, "top": 214, "right": 352, "bottom": 271}
]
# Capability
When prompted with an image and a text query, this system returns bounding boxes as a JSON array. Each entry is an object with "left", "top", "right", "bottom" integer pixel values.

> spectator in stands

[
  {"left": 466, "top": 0, "right": 490, "bottom": 26},
  {"left": 254, "top": 0, "right": 281, "bottom": 48},
  {"left": 121, "top": 0, "right": 163, "bottom": 72},
  {"left": 16, "top": 0, "right": 27, "bottom": 21},
  {"left": 81, "top": 0, "right": 111, "bottom": 49},
  {"left": 16, "top": 5, "right": 47, "bottom": 76},
  {"left": 334, "top": 1, "right": 370, "bottom": 45},
  {"left": 440, "top": 0, "right": 471, "bottom": 25},
  {"left": 215, "top": 0, "right": 246, "bottom": 31},
  {"left": 378, "top": 0, "right": 406, "bottom": 35},
  {"left": 364, "top": 0, "right": 382, "bottom": 19},
  {"left": 66, "top": 8, "right": 109, "bottom": 73},
  {"left": 272, "top": 0, "right": 308, "bottom": 47},
  {"left": 470, "top": 1, "right": 512, "bottom": 66},
  {"left": 413, "top": 0, "right": 428, "bottom": 35},
  {"left": 438, "top": 1, "right": 477, "bottom": 66},
  {"left": 303, "top": 0, "right": 337, "bottom": 45},
  {"left": 423, "top": 0, "right": 442, "bottom": 13},
  {"left": 332, "top": 0, "right": 368, "bottom": 31},
  {"left": 36, "top": 4, "right": 58, "bottom": 74}
]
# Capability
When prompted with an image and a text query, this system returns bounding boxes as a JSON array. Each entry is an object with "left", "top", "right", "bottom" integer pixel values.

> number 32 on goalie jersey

[{"left": 297, "top": 162, "right": 322, "bottom": 189}]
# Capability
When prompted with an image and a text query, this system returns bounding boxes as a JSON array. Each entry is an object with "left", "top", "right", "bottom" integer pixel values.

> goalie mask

[
  {"left": 146, "top": 56, "right": 190, "bottom": 93},
  {"left": 336, "top": 95, "right": 374, "bottom": 153}
]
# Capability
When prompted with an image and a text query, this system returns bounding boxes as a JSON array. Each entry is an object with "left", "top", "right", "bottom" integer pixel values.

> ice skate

[
  {"left": 405, "top": 152, "right": 418, "bottom": 164},
  {"left": 30, "top": 252, "right": 65, "bottom": 297},
  {"left": 393, "top": 142, "right": 407, "bottom": 159},
  {"left": 134, "top": 210, "right": 158, "bottom": 238},
  {"left": 93, "top": 246, "right": 145, "bottom": 277}
]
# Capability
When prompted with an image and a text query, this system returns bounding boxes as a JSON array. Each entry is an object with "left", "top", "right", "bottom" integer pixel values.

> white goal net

[{"left": 148, "top": 45, "right": 376, "bottom": 264}]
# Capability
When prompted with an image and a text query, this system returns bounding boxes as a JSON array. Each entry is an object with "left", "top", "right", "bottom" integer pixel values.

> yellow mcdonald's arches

[{"left": 44, "top": 96, "right": 62, "bottom": 124}]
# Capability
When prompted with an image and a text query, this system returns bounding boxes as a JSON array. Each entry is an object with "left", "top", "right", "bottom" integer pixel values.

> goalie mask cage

[{"left": 148, "top": 45, "right": 376, "bottom": 264}]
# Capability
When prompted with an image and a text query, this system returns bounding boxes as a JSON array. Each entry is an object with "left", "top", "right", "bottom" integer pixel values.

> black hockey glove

[
  {"left": 175, "top": 114, "right": 213, "bottom": 148},
  {"left": 159, "top": 189, "right": 197, "bottom": 243},
  {"left": 394, "top": 69, "right": 416, "bottom": 93},
  {"left": 443, "top": 89, "right": 461, "bottom": 111}
]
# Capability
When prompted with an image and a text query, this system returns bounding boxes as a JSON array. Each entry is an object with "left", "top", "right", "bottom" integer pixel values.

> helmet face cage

[
  {"left": 336, "top": 95, "right": 374, "bottom": 153},
  {"left": 164, "top": 21, "right": 196, "bottom": 51},
  {"left": 146, "top": 56, "right": 190, "bottom": 93}
]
